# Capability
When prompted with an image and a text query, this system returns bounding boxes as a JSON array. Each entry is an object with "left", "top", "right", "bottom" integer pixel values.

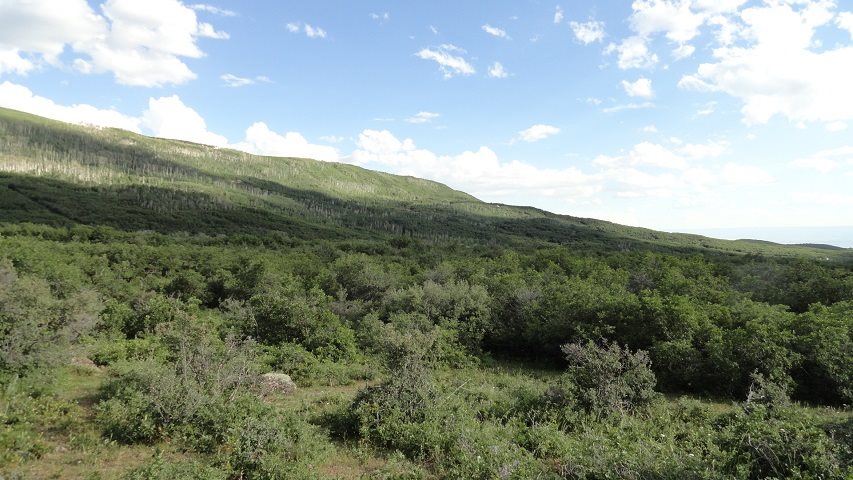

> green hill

[
  {"left": 1, "top": 107, "right": 852, "bottom": 479},
  {"left": 0, "top": 106, "right": 850, "bottom": 262}
]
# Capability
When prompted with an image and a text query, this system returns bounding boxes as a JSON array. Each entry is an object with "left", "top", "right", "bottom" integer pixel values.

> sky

[{"left": 1, "top": 0, "right": 853, "bottom": 246}]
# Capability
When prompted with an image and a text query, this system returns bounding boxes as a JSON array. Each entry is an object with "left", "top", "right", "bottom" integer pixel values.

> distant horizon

[{"left": 678, "top": 226, "right": 853, "bottom": 249}]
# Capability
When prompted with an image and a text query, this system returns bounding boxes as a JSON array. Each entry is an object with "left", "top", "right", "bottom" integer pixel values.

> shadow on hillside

[{"left": 0, "top": 173, "right": 671, "bottom": 252}]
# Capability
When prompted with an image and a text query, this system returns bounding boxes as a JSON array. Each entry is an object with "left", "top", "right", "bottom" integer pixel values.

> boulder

[{"left": 259, "top": 372, "right": 297, "bottom": 395}]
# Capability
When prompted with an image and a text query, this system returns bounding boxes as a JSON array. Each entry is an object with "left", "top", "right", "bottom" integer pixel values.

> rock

[
  {"left": 259, "top": 372, "right": 297, "bottom": 395},
  {"left": 70, "top": 356, "right": 100, "bottom": 373}
]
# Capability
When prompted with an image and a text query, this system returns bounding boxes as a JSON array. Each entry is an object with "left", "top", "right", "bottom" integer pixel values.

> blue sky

[{"left": 1, "top": 0, "right": 853, "bottom": 245}]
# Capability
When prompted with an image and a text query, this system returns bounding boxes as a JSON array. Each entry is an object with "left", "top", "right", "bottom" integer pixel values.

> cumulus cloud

[
  {"left": 570, "top": 20, "right": 606, "bottom": 44},
  {"left": 517, "top": 124, "right": 560, "bottom": 143},
  {"left": 350, "top": 129, "right": 600, "bottom": 200},
  {"left": 416, "top": 44, "right": 475, "bottom": 78},
  {"left": 621, "top": 77, "right": 654, "bottom": 98},
  {"left": 672, "top": 43, "right": 696, "bottom": 60},
  {"left": 141, "top": 95, "right": 227, "bottom": 146},
  {"left": 554, "top": 6, "right": 564, "bottom": 24},
  {"left": 675, "top": 1, "right": 853, "bottom": 126},
  {"left": 488, "top": 61, "right": 508, "bottom": 78},
  {"left": 232, "top": 122, "right": 340, "bottom": 161},
  {"left": 482, "top": 24, "right": 510, "bottom": 39},
  {"left": 836, "top": 11, "right": 853, "bottom": 38},
  {"left": 630, "top": 0, "right": 705, "bottom": 44},
  {"left": 0, "top": 0, "right": 229, "bottom": 86},
  {"left": 593, "top": 140, "right": 728, "bottom": 172},
  {"left": 406, "top": 111, "right": 440, "bottom": 124},
  {"left": 0, "top": 81, "right": 141, "bottom": 132},
  {"left": 604, "top": 36, "right": 658, "bottom": 69}
]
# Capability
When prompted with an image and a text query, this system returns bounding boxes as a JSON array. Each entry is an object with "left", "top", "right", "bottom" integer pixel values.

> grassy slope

[{"left": 1, "top": 106, "right": 850, "bottom": 261}]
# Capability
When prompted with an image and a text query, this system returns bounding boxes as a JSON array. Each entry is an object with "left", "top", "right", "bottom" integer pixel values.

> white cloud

[
  {"left": 695, "top": 101, "right": 717, "bottom": 116},
  {"left": 593, "top": 140, "right": 727, "bottom": 172},
  {"left": 679, "top": 1, "right": 853, "bottom": 126},
  {"left": 0, "top": 49, "right": 35, "bottom": 75},
  {"left": 602, "top": 101, "right": 655, "bottom": 113},
  {"left": 0, "top": 0, "right": 104, "bottom": 75},
  {"left": 672, "top": 43, "right": 696, "bottom": 60},
  {"left": 604, "top": 36, "right": 657, "bottom": 69},
  {"left": 554, "top": 6, "right": 564, "bottom": 24},
  {"left": 630, "top": 0, "right": 705, "bottom": 44},
  {"left": 0, "top": 81, "right": 141, "bottom": 132},
  {"left": 621, "top": 77, "right": 654, "bottom": 98},
  {"left": 677, "top": 74, "right": 716, "bottom": 92},
  {"left": 792, "top": 192, "right": 853, "bottom": 207},
  {"left": 233, "top": 122, "right": 339, "bottom": 161},
  {"left": 641, "top": 124, "right": 659, "bottom": 133},
  {"left": 570, "top": 20, "right": 606, "bottom": 44},
  {"left": 482, "top": 24, "right": 510, "bottom": 39},
  {"left": 141, "top": 95, "right": 227, "bottom": 146},
  {"left": 80, "top": 0, "right": 229, "bottom": 86},
  {"left": 837, "top": 11, "right": 853, "bottom": 38},
  {"left": 720, "top": 163, "right": 773, "bottom": 186},
  {"left": 320, "top": 135, "right": 345, "bottom": 144},
  {"left": 406, "top": 111, "right": 440, "bottom": 124},
  {"left": 826, "top": 121, "right": 848, "bottom": 132},
  {"left": 416, "top": 44, "right": 475, "bottom": 78},
  {"left": 190, "top": 4, "right": 236, "bottom": 17},
  {"left": 680, "top": 140, "right": 728, "bottom": 159},
  {"left": 286, "top": 22, "right": 327, "bottom": 38},
  {"left": 350, "top": 129, "right": 600, "bottom": 200},
  {"left": 220, "top": 73, "right": 252, "bottom": 87},
  {"left": 488, "top": 61, "right": 508, "bottom": 78},
  {"left": 304, "top": 24, "right": 327, "bottom": 39},
  {"left": 594, "top": 142, "right": 688, "bottom": 170},
  {"left": 370, "top": 12, "right": 390, "bottom": 24},
  {"left": 429, "top": 25, "right": 439, "bottom": 35},
  {"left": 791, "top": 146, "right": 853, "bottom": 174},
  {"left": 517, "top": 124, "right": 560, "bottom": 143}
]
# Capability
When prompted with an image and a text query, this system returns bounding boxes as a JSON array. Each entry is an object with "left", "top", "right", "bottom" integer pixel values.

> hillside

[
  {"left": 1, "top": 107, "right": 849, "bottom": 261},
  {"left": 1, "top": 107, "right": 852, "bottom": 479}
]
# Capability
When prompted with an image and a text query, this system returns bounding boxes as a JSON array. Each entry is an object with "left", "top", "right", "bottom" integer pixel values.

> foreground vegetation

[{"left": 1, "top": 108, "right": 851, "bottom": 478}]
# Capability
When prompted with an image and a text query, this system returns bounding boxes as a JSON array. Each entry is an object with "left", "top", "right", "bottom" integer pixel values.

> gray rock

[{"left": 259, "top": 372, "right": 297, "bottom": 395}]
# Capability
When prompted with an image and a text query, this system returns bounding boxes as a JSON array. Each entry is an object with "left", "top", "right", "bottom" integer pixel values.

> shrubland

[{"left": 0, "top": 108, "right": 851, "bottom": 478}]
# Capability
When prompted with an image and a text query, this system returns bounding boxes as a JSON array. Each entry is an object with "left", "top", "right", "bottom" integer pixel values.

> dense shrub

[
  {"left": 555, "top": 340, "right": 658, "bottom": 417},
  {"left": 95, "top": 317, "right": 259, "bottom": 449},
  {"left": 226, "top": 413, "right": 330, "bottom": 479},
  {"left": 261, "top": 342, "right": 375, "bottom": 386},
  {"left": 0, "top": 259, "right": 101, "bottom": 376}
]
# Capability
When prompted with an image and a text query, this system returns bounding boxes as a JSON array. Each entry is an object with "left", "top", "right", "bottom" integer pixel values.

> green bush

[
  {"left": 556, "top": 340, "right": 658, "bottom": 417},
  {"left": 261, "top": 342, "right": 376, "bottom": 386},
  {"left": 715, "top": 406, "right": 848, "bottom": 479},
  {"left": 226, "top": 413, "right": 330, "bottom": 479}
]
